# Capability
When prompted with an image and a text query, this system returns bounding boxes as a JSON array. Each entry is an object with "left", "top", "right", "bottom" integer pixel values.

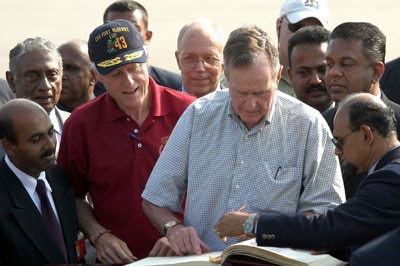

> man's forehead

[{"left": 17, "top": 53, "right": 61, "bottom": 72}]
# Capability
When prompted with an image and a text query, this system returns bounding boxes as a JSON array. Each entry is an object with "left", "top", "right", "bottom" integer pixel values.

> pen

[
  {"left": 129, "top": 133, "right": 141, "bottom": 141},
  {"left": 237, "top": 204, "right": 247, "bottom": 212}
]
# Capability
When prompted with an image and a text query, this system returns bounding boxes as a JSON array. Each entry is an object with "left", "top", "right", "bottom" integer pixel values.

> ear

[
  {"left": 175, "top": 51, "right": 182, "bottom": 71},
  {"left": 372, "top": 62, "right": 385, "bottom": 84},
  {"left": 276, "top": 65, "right": 283, "bottom": 84},
  {"left": 360, "top": 124, "right": 375, "bottom": 144},
  {"left": 2, "top": 138, "right": 15, "bottom": 155},
  {"left": 276, "top": 18, "right": 282, "bottom": 38},
  {"left": 5, "top": 71, "right": 16, "bottom": 94},
  {"left": 287, "top": 67, "right": 293, "bottom": 81},
  {"left": 144, "top": 30, "right": 153, "bottom": 44}
]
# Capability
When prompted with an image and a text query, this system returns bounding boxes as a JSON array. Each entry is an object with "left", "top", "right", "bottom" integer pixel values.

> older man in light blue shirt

[{"left": 142, "top": 25, "right": 344, "bottom": 255}]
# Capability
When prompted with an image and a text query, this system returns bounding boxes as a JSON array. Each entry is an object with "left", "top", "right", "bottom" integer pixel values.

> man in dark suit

[
  {"left": 322, "top": 22, "right": 400, "bottom": 198},
  {"left": 214, "top": 93, "right": 400, "bottom": 262},
  {"left": 0, "top": 99, "right": 81, "bottom": 265},
  {"left": 350, "top": 227, "right": 400, "bottom": 266},
  {"left": 381, "top": 57, "right": 400, "bottom": 105}
]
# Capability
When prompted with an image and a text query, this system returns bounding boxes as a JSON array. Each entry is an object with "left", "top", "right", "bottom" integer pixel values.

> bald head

[
  {"left": 0, "top": 99, "right": 48, "bottom": 144},
  {"left": 336, "top": 92, "right": 396, "bottom": 139},
  {"left": 58, "top": 39, "right": 94, "bottom": 110},
  {"left": 58, "top": 39, "right": 90, "bottom": 57},
  {"left": 177, "top": 19, "right": 226, "bottom": 51}
]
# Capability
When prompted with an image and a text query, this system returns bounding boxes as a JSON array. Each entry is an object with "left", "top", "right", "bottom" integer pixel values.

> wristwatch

[
  {"left": 163, "top": 220, "right": 181, "bottom": 236},
  {"left": 243, "top": 213, "right": 258, "bottom": 238}
]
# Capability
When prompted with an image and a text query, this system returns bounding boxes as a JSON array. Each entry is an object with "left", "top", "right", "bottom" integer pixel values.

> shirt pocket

[{"left": 249, "top": 165, "right": 303, "bottom": 215}]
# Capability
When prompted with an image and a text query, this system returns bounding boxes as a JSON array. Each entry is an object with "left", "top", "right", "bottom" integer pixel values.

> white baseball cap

[{"left": 280, "top": 0, "right": 330, "bottom": 29}]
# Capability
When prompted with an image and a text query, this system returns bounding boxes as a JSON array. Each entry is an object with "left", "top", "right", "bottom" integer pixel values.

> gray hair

[
  {"left": 223, "top": 25, "right": 280, "bottom": 78},
  {"left": 9, "top": 37, "right": 62, "bottom": 76}
]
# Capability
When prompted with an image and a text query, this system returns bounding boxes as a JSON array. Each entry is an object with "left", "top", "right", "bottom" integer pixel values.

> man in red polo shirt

[{"left": 57, "top": 19, "right": 195, "bottom": 264}]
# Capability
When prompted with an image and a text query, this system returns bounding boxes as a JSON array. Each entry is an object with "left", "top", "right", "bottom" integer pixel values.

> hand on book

[
  {"left": 148, "top": 236, "right": 177, "bottom": 257},
  {"left": 214, "top": 211, "right": 250, "bottom": 240},
  {"left": 166, "top": 224, "right": 210, "bottom": 256}
]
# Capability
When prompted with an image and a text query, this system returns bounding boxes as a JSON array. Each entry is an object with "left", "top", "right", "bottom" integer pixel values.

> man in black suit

[
  {"left": 322, "top": 22, "right": 400, "bottom": 198},
  {"left": 94, "top": 0, "right": 182, "bottom": 96},
  {"left": 381, "top": 57, "right": 400, "bottom": 105},
  {"left": 214, "top": 93, "right": 400, "bottom": 262},
  {"left": 0, "top": 99, "right": 81, "bottom": 265}
]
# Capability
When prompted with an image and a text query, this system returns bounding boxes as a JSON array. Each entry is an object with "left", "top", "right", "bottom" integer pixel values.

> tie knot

[{"left": 36, "top": 179, "right": 47, "bottom": 195}]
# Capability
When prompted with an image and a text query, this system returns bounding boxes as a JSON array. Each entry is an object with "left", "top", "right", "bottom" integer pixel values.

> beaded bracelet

[{"left": 92, "top": 229, "right": 111, "bottom": 246}]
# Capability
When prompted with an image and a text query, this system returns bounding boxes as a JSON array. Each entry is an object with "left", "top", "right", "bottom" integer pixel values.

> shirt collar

[
  {"left": 227, "top": 91, "right": 276, "bottom": 128},
  {"left": 5, "top": 155, "right": 52, "bottom": 198},
  {"left": 181, "top": 83, "right": 223, "bottom": 96},
  {"left": 104, "top": 77, "right": 169, "bottom": 122},
  {"left": 49, "top": 109, "right": 61, "bottom": 135}
]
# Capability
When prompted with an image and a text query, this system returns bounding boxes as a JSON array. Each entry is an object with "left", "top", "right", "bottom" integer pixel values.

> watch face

[
  {"left": 165, "top": 221, "right": 177, "bottom": 227},
  {"left": 244, "top": 222, "right": 252, "bottom": 233}
]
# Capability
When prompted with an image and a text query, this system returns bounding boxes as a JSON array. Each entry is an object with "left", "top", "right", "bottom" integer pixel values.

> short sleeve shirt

[{"left": 57, "top": 77, "right": 195, "bottom": 258}]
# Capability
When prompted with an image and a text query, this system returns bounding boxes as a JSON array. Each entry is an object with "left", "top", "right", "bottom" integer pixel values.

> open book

[
  {"left": 128, "top": 239, "right": 344, "bottom": 266},
  {"left": 220, "top": 239, "right": 344, "bottom": 266}
]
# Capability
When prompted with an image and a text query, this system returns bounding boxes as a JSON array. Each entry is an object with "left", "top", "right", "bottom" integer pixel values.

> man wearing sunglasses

[{"left": 276, "top": 0, "right": 330, "bottom": 97}]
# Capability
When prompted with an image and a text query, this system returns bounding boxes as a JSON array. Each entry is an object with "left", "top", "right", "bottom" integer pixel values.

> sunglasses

[
  {"left": 281, "top": 16, "right": 308, "bottom": 33},
  {"left": 331, "top": 128, "right": 360, "bottom": 151}
]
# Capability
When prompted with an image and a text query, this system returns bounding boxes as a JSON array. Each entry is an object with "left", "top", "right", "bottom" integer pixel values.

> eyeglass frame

[
  {"left": 180, "top": 55, "right": 221, "bottom": 69},
  {"left": 331, "top": 128, "right": 360, "bottom": 151}
]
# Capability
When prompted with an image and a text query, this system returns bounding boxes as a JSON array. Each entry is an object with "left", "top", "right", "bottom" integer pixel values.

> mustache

[
  {"left": 305, "top": 83, "right": 327, "bottom": 94},
  {"left": 41, "top": 149, "right": 55, "bottom": 159}
]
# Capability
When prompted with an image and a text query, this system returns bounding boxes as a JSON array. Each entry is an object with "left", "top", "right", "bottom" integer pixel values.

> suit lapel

[{"left": 1, "top": 160, "right": 66, "bottom": 262}]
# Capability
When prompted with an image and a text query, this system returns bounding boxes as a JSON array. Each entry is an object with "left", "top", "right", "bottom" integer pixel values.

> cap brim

[
  {"left": 286, "top": 11, "right": 329, "bottom": 28},
  {"left": 95, "top": 48, "right": 147, "bottom": 75}
]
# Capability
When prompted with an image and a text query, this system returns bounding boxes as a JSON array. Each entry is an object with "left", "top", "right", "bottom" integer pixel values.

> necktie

[{"left": 36, "top": 179, "right": 68, "bottom": 262}]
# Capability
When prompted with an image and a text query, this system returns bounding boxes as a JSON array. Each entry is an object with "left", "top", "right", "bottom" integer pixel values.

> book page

[
  {"left": 222, "top": 239, "right": 343, "bottom": 266},
  {"left": 128, "top": 251, "right": 222, "bottom": 266}
]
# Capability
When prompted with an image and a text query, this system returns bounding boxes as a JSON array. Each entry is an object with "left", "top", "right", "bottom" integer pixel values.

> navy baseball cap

[{"left": 88, "top": 19, "right": 147, "bottom": 75}]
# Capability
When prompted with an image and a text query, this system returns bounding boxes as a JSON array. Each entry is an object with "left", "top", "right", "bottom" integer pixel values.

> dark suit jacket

[
  {"left": 350, "top": 227, "right": 400, "bottom": 266},
  {"left": 94, "top": 66, "right": 182, "bottom": 96},
  {"left": 381, "top": 57, "right": 400, "bottom": 105},
  {"left": 323, "top": 91, "right": 400, "bottom": 198},
  {"left": 256, "top": 146, "right": 400, "bottom": 260},
  {"left": 148, "top": 65, "right": 182, "bottom": 90},
  {"left": 0, "top": 158, "right": 80, "bottom": 265}
]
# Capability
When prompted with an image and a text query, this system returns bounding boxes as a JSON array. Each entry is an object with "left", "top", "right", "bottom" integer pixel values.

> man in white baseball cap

[{"left": 276, "top": 0, "right": 330, "bottom": 96}]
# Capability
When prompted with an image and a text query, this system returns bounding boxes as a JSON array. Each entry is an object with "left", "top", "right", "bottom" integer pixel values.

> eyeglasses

[
  {"left": 331, "top": 129, "right": 359, "bottom": 151},
  {"left": 281, "top": 16, "right": 307, "bottom": 33},
  {"left": 180, "top": 55, "right": 221, "bottom": 69}
]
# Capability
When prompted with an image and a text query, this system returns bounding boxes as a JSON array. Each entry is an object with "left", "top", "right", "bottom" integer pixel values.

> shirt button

[
  {"left": 134, "top": 129, "right": 139, "bottom": 133},
  {"left": 244, "top": 136, "right": 248, "bottom": 140},
  {"left": 138, "top": 143, "right": 142, "bottom": 148},
  {"left": 240, "top": 160, "right": 244, "bottom": 165},
  {"left": 235, "top": 185, "right": 240, "bottom": 189}
]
